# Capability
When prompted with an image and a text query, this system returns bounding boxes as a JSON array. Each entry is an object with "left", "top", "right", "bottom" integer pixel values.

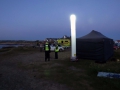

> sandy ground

[{"left": 0, "top": 50, "right": 72, "bottom": 90}]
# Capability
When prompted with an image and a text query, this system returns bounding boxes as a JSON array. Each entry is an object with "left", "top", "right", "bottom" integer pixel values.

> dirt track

[{"left": 0, "top": 50, "right": 72, "bottom": 90}]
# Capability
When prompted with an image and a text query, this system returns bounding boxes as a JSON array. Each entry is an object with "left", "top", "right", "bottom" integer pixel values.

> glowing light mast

[{"left": 70, "top": 14, "right": 76, "bottom": 61}]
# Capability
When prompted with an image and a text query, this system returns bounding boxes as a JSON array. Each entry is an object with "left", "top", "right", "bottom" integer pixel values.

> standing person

[
  {"left": 40, "top": 42, "right": 43, "bottom": 52},
  {"left": 44, "top": 42, "right": 51, "bottom": 61},
  {"left": 54, "top": 44, "right": 59, "bottom": 59}
]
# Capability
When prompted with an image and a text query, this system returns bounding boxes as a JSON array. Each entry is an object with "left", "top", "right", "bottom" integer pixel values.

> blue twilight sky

[{"left": 0, "top": 0, "right": 120, "bottom": 40}]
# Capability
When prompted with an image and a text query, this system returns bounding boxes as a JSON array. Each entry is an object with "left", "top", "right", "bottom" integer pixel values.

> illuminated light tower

[{"left": 70, "top": 14, "right": 77, "bottom": 61}]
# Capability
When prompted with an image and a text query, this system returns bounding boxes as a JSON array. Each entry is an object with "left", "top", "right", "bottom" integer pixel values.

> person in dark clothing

[
  {"left": 44, "top": 42, "right": 51, "bottom": 61},
  {"left": 54, "top": 44, "right": 59, "bottom": 59},
  {"left": 39, "top": 43, "right": 43, "bottom": 52}
]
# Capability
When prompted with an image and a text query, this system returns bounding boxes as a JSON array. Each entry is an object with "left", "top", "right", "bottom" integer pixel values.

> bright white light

[
  {"left": 70, "top": 14, "right": 76, "bottom": 21},
  {"left": 70, "top": 14, "right": 76, "bottom": 35},
  {"left": 70, "top": 14, "right": 76, "bottom": 61}
]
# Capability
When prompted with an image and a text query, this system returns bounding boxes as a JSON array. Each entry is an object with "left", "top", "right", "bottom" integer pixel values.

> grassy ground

[{"left": 0, "top": 47, "right": 120, "bottom": 90}]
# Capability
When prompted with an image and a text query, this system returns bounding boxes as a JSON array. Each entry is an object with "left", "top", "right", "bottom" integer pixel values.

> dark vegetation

[{"left": 0, "top": 46, "right": 120, "bottom": 90}]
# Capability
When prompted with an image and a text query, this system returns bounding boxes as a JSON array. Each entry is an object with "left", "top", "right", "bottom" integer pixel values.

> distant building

[
  {"left": 45, "top": 38, "right": 59, "bottom": 42},
  {"left": 114, "top": 40, "right": 120, "bottom": 46},
  {"left": 117, "top": 40, "right": 120, "bottom": 43},
  {"left": 45, "top": 35, "right": 70, "bottom": 41},
  {"left": 61, "top": 35, "right": 70, "bottom": 39}
]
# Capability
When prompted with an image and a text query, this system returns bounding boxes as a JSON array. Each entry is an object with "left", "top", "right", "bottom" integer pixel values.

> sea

[{"left": 0, "top": 44, "right": 24, "bottom": 49}]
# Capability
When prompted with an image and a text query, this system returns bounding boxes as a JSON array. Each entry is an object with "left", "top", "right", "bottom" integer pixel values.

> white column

[{"left": 70, "top": 14, "right": 76, "bottom": 61}]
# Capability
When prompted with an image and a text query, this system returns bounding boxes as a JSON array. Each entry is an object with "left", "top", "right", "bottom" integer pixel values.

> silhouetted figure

[
  {"left": 40, "top": 43, "right": 43, "bottom": 52},
  {"left": 44, "top": 42, "right": 51, "bottom": 61},
  {"left": 54, "top": 44, "right": 59, "bottom": 59}
]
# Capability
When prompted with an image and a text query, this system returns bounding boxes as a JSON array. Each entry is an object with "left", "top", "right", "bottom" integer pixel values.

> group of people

[{"left": 44, "top": 42, "right": 59, "bottom": 62}]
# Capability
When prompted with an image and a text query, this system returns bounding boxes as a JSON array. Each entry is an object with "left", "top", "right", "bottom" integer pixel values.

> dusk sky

[{"left": 0, "top": 0, "right": 120, "bottom": 40}]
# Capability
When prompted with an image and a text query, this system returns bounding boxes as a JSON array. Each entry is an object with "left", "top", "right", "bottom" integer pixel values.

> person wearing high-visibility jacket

[
  {"left": 54, "top": 44, "right": 59, "bottom": 59},
  {"left": 44, "top": 42, "right": 51, "bottom": 61}
]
